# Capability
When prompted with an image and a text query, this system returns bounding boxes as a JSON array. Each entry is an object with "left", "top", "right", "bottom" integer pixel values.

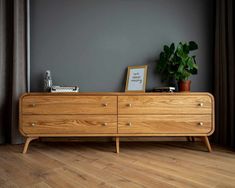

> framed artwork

[{"left": 125, "top": 65, "right": 148, "bottom": 92}]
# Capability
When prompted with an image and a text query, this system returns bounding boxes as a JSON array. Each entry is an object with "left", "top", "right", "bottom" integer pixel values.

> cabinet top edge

[{"left": 20, "top": 92, "right": 214, "bottom": 98}]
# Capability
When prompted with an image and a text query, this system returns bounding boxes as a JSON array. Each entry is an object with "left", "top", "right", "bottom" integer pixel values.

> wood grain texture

[
  {"left": 118, "top": 95, "right": 212, "bottom": 115},
  {"left": 22, "top": 96, "right": 117, "bottom": 115},
  {"left": 0, "top": 142, "right": 234, "bottom": 188},
  {"left": 21, "top": 115, "right": 117, "bottom": 134},
  {"left": 118, "top": 115, "right": 212, "bottom": 134}
]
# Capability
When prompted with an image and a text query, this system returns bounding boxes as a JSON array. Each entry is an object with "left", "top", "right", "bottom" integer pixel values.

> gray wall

[{"left": 30, "top": 0, "right": 214, "bottom": 92}]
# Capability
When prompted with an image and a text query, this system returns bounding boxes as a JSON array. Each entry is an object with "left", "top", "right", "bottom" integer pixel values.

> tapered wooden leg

[
  {"left": 202, "top": 136, "right": 212, "bottom": 152},
  {"left": 116, "top": 137, "right": 120, "bottom": 154},
  {"left": 23, "top": 137, "right": 38, "bottom": 154},
  {"left": 187, "top": 136, "right": 195, "bottom": 142},
  {"left": 191, "top": 136, "right": 195, "bottom": 142}
]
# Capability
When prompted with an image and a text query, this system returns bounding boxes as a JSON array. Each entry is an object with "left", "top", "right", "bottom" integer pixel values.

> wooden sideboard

[{"left": 19, "top": 92, "right": 214, "bottom": 153}]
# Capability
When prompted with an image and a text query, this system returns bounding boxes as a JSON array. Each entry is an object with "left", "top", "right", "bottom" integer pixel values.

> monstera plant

[{"left": 156, "top": 41, "right": 198, "bottom": 91}]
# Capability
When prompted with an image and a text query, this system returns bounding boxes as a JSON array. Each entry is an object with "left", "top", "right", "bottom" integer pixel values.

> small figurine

[{"left": 44, "top": 70, "right": 53, "bottom": 91}]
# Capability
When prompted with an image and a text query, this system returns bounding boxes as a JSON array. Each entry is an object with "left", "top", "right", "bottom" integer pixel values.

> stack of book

[{"left": 50, "top": 86, "right": 79, "bottom": 93}]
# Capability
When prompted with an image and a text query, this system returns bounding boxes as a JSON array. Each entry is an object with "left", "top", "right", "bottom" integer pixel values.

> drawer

[
  {"left": 118, "top": 115, "right": 212, "bottom": 134},
  {"left": 21, "top": 96, "right": 117, "bottom": 115},
  {"left": 21, "top": 115, "right": 117, "bottom": 134},
  {"left": 118, "top": 95, "right": 212, "bottom": 115}
]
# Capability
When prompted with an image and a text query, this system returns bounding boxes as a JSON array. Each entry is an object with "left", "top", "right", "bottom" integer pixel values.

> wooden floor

[{"left": 0, "top": 141, "right": 235, "bottom": 188}]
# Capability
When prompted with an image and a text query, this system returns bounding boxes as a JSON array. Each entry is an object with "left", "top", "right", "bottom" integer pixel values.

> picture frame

[{"left": 125, "top": 65, "right": 148, "bottom": 92}]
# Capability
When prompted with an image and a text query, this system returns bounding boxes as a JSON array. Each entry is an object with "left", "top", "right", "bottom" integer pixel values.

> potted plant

[{"left": 156, "top": 41, "right": 198, "bottom": 91}]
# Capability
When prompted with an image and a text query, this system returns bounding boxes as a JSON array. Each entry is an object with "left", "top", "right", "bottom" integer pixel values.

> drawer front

[
  {"left": 21, "top": 96, "right": 117, "bottom": 115},
  {"left": 21, "top": 115, "right": 117, "bottom": 134},
  {"left": 118, "top": 115, "right": 212, "bottom": 134},
  {"left": 118, "top": 95, "right": 212, "bottom": 115}
]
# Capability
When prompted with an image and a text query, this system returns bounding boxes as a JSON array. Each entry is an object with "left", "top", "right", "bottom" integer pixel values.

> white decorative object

[{"left": 44, "top": 70, "right": 53, "bottom": 92}]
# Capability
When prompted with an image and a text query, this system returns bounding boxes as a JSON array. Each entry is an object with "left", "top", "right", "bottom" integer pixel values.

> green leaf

[
  {"left": 191, "top": 68, "right": 198, "bottom": 75},
  {"left": 169, "top": 43, "right": 175, "bottom": 53},
  {"left": 182, "top": 43, "right": 190, "bottom": 54},
  {"left": 187, "top": 58, "right": 194, "bottom": 69},
  {"left": 164, "top": 45, "right": 170, "bottom": 53},
  {"left": 189, "top": 41, "right": 198, "bottom": 51},
  {"left": 177, "top": 64, "right": 184, "bottom": 73},
  {"left": 192, "top": 62, "right": 198, "bottom": 69},
  {"left": 159, "top": 52, "right": 165, "bottom": 62}
]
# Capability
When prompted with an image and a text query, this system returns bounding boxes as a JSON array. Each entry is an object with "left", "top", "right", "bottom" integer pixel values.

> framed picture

[{"left": 125, "top": 65, "right": 148, "bottom": 92}]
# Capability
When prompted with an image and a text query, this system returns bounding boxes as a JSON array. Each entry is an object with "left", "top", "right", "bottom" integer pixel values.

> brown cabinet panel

[
  {"left": 118, "top": 95, "right": 212, "bottom": 115},
  {"left": 22, "top": 115, "right": 117, "bottom": 134},
  {"left": 118, "top": 115, "right": 212, "bottom": 134},
  {"left": 22, "top": 96, "right": 117, "bottom": 115}
]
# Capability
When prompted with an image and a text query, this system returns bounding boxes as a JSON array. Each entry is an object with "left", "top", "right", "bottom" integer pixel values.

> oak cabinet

[{"left": 19, "top": 92, "right": 214, "bottom": 154}]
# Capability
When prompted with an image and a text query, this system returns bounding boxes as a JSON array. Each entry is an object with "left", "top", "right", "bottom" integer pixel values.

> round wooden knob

[
  {"left": 199, "top": 122, "right": 203, "bottom": 126},
  {"left": 31, "top": 123, "right": 36, "bottom": 127},
  {"left": 127, "top": 103, "right": 132, "bottom": 107},
  {"left": 32, "top": 103, "right": 36, "bottom": 107},
  {"left": 103, "top": 123, "right": 108, "bottom": 126},
  {"left": 199, "top": 103, "right": 204, "bottom": 107},
  {"left": 103, "top": 103, "right": 108, "bottom": 107},
  {"left": 127, "top": 122, "right": 132, "bottom": 126}
]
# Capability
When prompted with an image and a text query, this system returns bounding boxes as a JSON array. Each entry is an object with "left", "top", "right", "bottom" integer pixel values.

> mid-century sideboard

[{"left": 19, "top": 92, "right": 214, "bottom": 153}]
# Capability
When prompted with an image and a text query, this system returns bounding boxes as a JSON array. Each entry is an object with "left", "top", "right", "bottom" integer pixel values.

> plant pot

[{"left": 178, "top": 80, "right": 191, "bottom": 92}]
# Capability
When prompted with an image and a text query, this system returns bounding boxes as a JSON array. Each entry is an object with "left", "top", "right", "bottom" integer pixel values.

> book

[{"left": 152, "top": 87, "right": 175, "bottom": 92}]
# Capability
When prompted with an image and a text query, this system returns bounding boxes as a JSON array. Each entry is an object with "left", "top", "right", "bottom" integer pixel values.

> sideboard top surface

[{"left": 21, "top": 92, "right": 213, "bottom": 97}]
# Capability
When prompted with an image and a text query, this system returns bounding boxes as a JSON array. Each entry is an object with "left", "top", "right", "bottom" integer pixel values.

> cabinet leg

[
  {"left": 202, "top": 136, "right": 212, "bottom": 152},
  {"left": 191, "top": 136, "right": 195, "bottom": 142},
  {"left": 23, "top": 137, "right": 38, "bottom": 154},
  {"left": 186, "top": 136, "right": 191, "bottom": 141},
  {"left": 116, "top": 137, "right": 120, "bottom": 154},
  {"left": 186, "top": 136, "right": 195, "bottom": 142}
]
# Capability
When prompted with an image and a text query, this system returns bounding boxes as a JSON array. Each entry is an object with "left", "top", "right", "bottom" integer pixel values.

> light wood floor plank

[
  {"left": 0, "top": 142, "right": 235, "bottom": 188},
  {"left": 114, "top": 143, "right": 235, "bottom": 187},
  {"left": 33, "top": 144, "right": 168, "bottom": 188},
  {"left": 86, "top": 144, "right": 213, "bottom": 188}
]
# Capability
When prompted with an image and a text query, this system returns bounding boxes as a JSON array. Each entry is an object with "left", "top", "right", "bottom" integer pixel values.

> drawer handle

[
  {"left": 31, "top": 103, "right": 36, "bottom": 107},
  {"left": 199, "top": 122, "right": 204, "bottom": 126},
  {"left": 198, "top": 103, "right": 204, "bottom": 107},
  {"left": 127, "top": 122, "right": 132, "bottom": 126},
  {"left": 127, "top": 103, "right": 132, "bottom": 107},
  {"left": 102, "top": 103, "right": 108, "bottom": 107},
  {"left": 103, "top": 123, "right": 108, "bottom": 126},
  {"left": 31, "top": 123, "right": 36, "bottom": 127}
]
